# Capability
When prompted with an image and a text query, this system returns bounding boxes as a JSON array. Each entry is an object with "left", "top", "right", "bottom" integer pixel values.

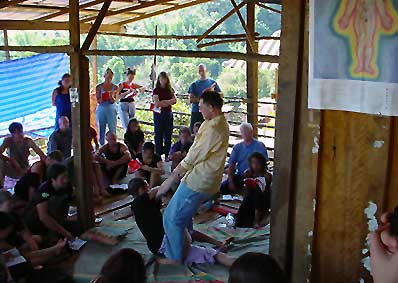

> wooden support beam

[
  {"left": 246, "top": 1, "right": 258, "bottom": 137},
  {"left": 196, "top": 0, "right": 247, "bottom": 44},
  {"left": 230, "top": 0, "right": 255, "bottom": 52},
  {"left": 197, "top": 37, "right": 248, "bottom": 48},
  {"left": 81, "top": 0, "right": 173, "bottom": 23},
  {"left": 81, "top": 0, "right": 112, "bottom": 50},
  {"left": 0, "top": 45, "right": 73, "bottom": 53},
  {"left": 3, "top": 30, "right": 10, "bottom": 61},
  {"left": 270, "top": 0, "right": 306, "bottom": 275},
  {"left": 0, "top": 20, "right": 124, "bottom": 32},
  {"left": 96, "top": 31, "right": 259, "bottom": 40},
  {"left": 255, "top": 1, "right": 281, "bottom": 13},
  {"left": 0, "top": 0, "right": 26, "bottom": 9},
  {"left": 69, "top": 0, "right": 94, "bottom": 231},
  {"left": 92, "top": 35, "right": 98, "bottom": 87},
  {"left": 34, "top": 0, "right": 104, "bottom": 21},
  {"left": 84, "top": 49, "right": 279, "bottom": 63},
  {"left": 114, "top": 0, "right": 212, "bottom": 26}
]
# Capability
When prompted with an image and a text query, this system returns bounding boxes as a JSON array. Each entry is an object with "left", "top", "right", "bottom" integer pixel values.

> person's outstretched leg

[{"left": 162, "top": 182, "right": 209, "bottom": 263}]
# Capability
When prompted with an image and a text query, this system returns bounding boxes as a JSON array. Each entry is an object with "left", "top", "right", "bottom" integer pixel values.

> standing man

[
  {"left": 160, "top": 91, "right": 229, "bottom": 264},
  {"left": 47, "top": 116, "right": 72, "bottom": 158},
  {"left": 188, "top": 64, "right": 222, "bottom": 132}
]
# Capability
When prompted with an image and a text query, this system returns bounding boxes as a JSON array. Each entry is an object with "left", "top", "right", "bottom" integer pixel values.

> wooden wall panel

[{"left": 312, "top": 112, "right": 393, "bottom": 283}]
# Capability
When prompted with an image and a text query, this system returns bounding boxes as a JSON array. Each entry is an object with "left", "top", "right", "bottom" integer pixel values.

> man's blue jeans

[{"left": 162, "top": 181, "right": 210, "bottom": 261}]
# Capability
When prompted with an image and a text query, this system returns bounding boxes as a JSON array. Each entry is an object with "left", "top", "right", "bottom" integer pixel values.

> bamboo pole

[
  {"left": 3, "top": 30, "right": 10, "bottom": 61},
  {"left": 81, "top": 0, "right": 112, "bottom": 50},
  {"left": 96, "top": 31, "right": 260, "bottom": 40},
  {"left": 230, "top": 0, "right": 255, "bottom": 52},
  {"left": 0, "top": 45, "right": 73, "bottom": 53},
  {"left": 84, "top": 49, "right": 279, "bottom": 63},
  {"left": 255, "top": 2, "right": 281, "bottom": 14},
  {"left": 246, "top": 1, "right": 258, "bottom": 137},
  {"left": 69, "top": 0, "right": 94, "bottom": 230},
  {"left": 92, "top": 35, "right": 98, "bottom": 87},
  {"left": 196, "top": 0, "right": 247, "bottom": 43}
]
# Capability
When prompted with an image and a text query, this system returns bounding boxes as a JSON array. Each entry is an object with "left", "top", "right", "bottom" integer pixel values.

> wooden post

[
  {"left": 270, "top": 0, "right": 306, "bottom": 276},
  {"left": 246, "top": 1, "right": 258, "bottom": 137},
  {"left": 92, "top": 35, "right": 98, "bottom": 87},
  {"left": 3, "top": 30, "right": 10, "bottom": 61},
  {"left": 69, "top": 0, "right": 94, "bottom": 230}
]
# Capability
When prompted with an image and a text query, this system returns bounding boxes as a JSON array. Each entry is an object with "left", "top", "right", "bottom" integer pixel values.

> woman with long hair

[
  {"left": 118, "top": 68, "right": 145, "bottom": 130},
  {"left": 52, "top": 73, "right": 72, "bottom": 130},
  {"left": 152, "top": 71, "right": 177, "bottom": 157},
  {"left": 96, "top": 68, "right": 118, "bottom": 145},
  {"left": 124, "top": 118, "right": 144, "bottom": 159}
]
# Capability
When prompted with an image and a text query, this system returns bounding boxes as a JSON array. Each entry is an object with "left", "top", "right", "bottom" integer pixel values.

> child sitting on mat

[{"left": 128, "top": 177, "right": 235, "bottom": 266}]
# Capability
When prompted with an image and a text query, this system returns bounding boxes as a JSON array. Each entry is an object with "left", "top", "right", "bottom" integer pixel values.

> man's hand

[
  {"left": 202, "top": 83, "right": 216, "bottom": 94},
  {"left": 64, "top": 231, "right": 74, "bottom": 241},
  {"left": 106, "top": 160, "right": 116, "bottom": 170},
  {"left": 141, "top": 165, "right": 151, "bottom": 172},
  {"left": 370, "top": 212, "right": 398, "bottom": 283}
]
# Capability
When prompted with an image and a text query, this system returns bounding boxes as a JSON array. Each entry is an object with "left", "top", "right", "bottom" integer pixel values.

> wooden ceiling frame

[
  {"left": 34, "top": 0, "right": 105, "bottom": 21},
  {"left": 113, "top": 0, "right": 212, "bottom": 26},
  {"left": 255, "top": 1, "right": 281, "bottom": 13},
  {"left": 82, "top": 0, "right": 112, "bottom": 50},
  {"left": 230, "top": 0, "right": 255, "bottom": 52},
  {"left": 196, "top": 0, "right": 247, "bottom": 44},
  {"left": 80, "top": 0, "right": 174, "bottom": 22},
  {"left": 0, "top": 0, "right": 27, "bottom": 9}
]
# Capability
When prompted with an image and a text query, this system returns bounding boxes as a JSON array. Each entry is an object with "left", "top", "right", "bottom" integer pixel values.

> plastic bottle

[{"left": 226, "top": 213, "right": 235, "bottom": 228}]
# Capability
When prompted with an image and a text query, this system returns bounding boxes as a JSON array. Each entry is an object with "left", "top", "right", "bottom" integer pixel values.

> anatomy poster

[{"left": 309, "top": 0, "right": 398, "bottom": 116}]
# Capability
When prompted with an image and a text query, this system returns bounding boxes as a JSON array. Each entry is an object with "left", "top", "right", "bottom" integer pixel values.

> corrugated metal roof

[{"left": 223, "top": 29, "right": 280, "bottom": 71}]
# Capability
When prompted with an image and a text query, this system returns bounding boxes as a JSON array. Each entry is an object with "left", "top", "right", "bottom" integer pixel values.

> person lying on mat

[
  {"left": 135, "top": 142, "right": 164, "bottom": 188},
  {"left": 0, "top": 122, "right": 46, "bottom": 188},
  {"left": 128, "top": 177, "right": 235, "bottom": 266},
  {"left": 25, "top": 164, "right": 79, "bottom": 241},
  {"left": 95, "top": 131, "right": 131, "bottom": 185}
]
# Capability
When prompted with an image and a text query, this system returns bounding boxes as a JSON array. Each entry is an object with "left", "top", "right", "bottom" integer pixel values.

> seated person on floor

[
  {"left": 169, "top": 127, "right": 193, "bottom": 171},
  {"left": 0, "top": 192, "right": 39, "bottom": 252},
  {"left": 221, "top": 122, "right": 268, "bottom": 195},
  {"left": 89, "top": 127, "right": 100, "bottom": 153},
  {"left": 47, "top": 116, "right": 72, "bottom": 159},
  {"left": 192, "top": 122, "right": 202, "bottom": 140},
  {"left": 135, "top": 142, "right": 164, "bottom": 188},
  {"left": 228, "top": 252, "right": 286, "bottom": 283},
  {"left": 95, "top": 131, "right": 131, "bottom": 185},
  {"left": 29, "top": 150, "right": 64, "bottom": 184},
  {"left": 124, "top": 118, "right": 145, "bottom": 159},
  {"left": 0, "top": 210, "right": 67, "bottom": 267},
  {"left": 128, "top": 178, "right": 235, "bottom": 266},
  {"left": 13, "top": 173, "right": 41, "bottom": 205},
  {"left": 90, "top": 248, "right": 146, "bottom": 283},
  {"left": 0, "top": 122, "right": 46, "bottom": 188},
  {"left": 25, "top": 164, "right": 78, "bottom": 241}
]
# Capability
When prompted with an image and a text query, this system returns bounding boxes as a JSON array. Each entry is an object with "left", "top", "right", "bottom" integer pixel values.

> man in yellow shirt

[{"left": 159, "top": 91, "right": 229, "bottom": 263}]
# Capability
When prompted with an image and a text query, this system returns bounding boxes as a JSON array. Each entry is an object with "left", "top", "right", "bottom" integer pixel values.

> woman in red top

[
  {"left": 118, "top": 68, "right": 145, "bottom": 130},
  {"left": 152, "top": 72, "right": 177, "bottom": 158}
]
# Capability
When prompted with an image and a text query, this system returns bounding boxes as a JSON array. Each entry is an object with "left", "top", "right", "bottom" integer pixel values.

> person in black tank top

[{"left": 95, "top": 131, "right": 131, "bottom": 184}]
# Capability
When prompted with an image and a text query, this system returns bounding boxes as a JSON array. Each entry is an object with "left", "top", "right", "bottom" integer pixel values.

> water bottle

[{"left": 226, "top": 213, "right": 235, "bottom": 228}]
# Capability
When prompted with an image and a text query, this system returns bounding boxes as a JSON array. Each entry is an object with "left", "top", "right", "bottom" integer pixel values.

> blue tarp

[
  {"left": 0, "top": 53, "right": 69, "bottom": 139},
  {"left": 0, "top": 53, "right": 69, "bottom": 123}
]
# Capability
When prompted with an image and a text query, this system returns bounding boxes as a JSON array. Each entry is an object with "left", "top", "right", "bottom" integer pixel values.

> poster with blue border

[{"left": 309, "top": 0, "right": 398, "bottom": 116}]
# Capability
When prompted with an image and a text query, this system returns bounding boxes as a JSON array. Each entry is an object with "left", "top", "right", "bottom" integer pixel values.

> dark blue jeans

[{"left": 154, "top": 111, "right": 173, "bottom": 156}]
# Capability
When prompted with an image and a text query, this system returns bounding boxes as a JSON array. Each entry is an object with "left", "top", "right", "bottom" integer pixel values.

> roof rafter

[
  {"left": 113, "top": 0, "right": 211, "bottom": 26},
  {"left": 0, "top": 0, "right": 26, "bottom": 9},
  {"left": 81, "top": 0, "right": 173, "bottom": 23}
]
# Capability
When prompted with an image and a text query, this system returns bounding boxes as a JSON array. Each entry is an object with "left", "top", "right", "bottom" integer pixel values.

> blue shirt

[
  {"left": 228, "top": 139, "right": 269, "bottom": 176},
  {"left": 188, "top": 78, "right": 221, "bottom": 112}
]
